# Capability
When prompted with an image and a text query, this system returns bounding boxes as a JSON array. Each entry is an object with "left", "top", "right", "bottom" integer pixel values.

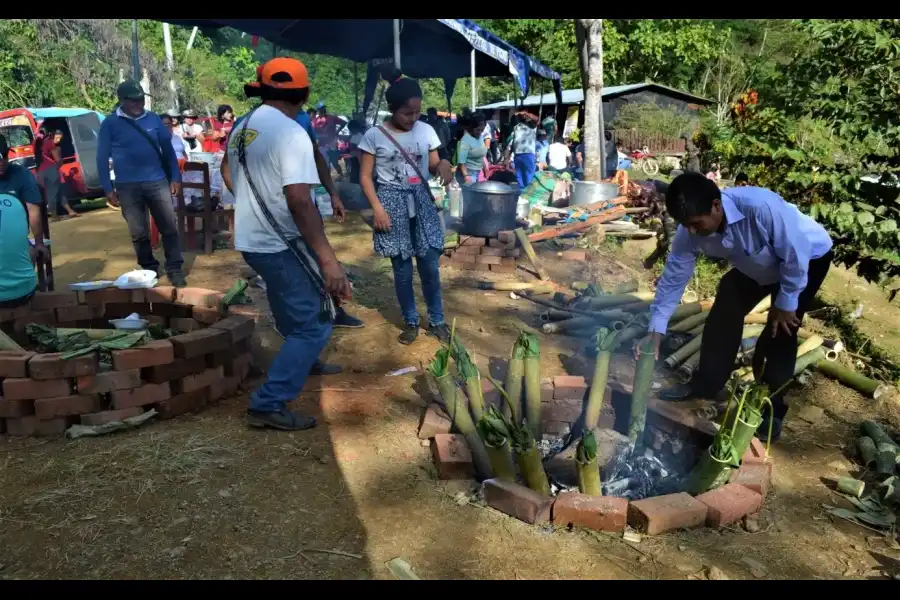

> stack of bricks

[
  {"left": 0, "top": 287, "right": 257, "bottom": 437},
  {"left": 440, "top": 230, "right": 521, "bottom": 274},
  {"left": 541, "top": 375, "right": 589, "bottom": 436}
]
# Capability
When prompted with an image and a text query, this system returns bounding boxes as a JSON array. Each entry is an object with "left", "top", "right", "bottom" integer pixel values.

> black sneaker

[
  {"left": 426, "top": 323, "right": 451, "bottom": 344},
  {"left": 398, "top": 323, "right": 419, "bottom": 345},
  {"left": 246, "top": 407, "right": 317, "bottom": 431},
  {"left": 310, "top": 360, "right": 343, "bottom": 376},
  {"left": 333, "top": 307, "right": 365, "bottom": 329},
  {"left": 168, "top": 272, "right": 188, "bottom": 288}
]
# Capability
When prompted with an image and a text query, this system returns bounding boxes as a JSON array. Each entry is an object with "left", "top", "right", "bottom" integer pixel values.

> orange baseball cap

[{"left": 252, "top": 57, "right": 309, "bottom": 89}]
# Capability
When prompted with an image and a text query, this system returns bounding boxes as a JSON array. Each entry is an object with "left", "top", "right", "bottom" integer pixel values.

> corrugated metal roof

[{"left": 476, "top": 82, "right": 714, "bottom": 110}]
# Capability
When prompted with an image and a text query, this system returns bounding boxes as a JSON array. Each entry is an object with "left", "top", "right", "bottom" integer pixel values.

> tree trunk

[{"left": 577, "top": 19, "right": 604, "bottom": 182}]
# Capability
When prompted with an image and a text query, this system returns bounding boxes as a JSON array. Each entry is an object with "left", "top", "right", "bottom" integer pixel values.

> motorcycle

[{"left": 628, "top": 146, "right": 660, "bottom": 177}]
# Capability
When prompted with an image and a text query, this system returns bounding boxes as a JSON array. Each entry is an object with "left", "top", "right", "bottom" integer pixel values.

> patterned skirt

[{"left": 373, "top": 183, "right": 444, "bottom": 261}]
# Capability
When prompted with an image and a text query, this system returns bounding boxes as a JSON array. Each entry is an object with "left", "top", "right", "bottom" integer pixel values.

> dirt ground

[{"left": 1, "top": 207, "right": 899, "bottom": 580}]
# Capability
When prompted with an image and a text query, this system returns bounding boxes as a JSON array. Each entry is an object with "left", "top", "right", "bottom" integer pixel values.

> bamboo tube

[
  {"left": 628, "top": 337, "right": 657, "bottom": 450},
  {"left": 433, "top": 374, "right": 492, "bottom": 479},
  {"left": 796, "top": 335, "right": 824, "bottom": 359},
  {"left": 817, "top": 362, "right": 890, "bottom": 400},
  {"left": 504, "top": 343, "right": 525, "bottom": 423},
  {"left": 583, "top": 291, "right": 656, "bottom": 310},
  {"left": 605, "top": 231, "right": 654, "bottom": 240},
  {"left": 857, "top": 436, "right": 877, "bottom": 468},
  {"left": 523, "top": 338, "right": 542, "bottom": 441},
  {"left": 55, "top": 328, "right": 120, "bottom": 340},
  {"left": 540, "top": 309, "right": 577, "bottom": 322},
  {"left": 585, "top": 341, "right": 613, "bottom": 431},
  {"left": 676, "top": 352, "right": 701, "bottom": 384},
  {"left": 479, "top": 281, "right": 555, "bottom": 294},
  {"left": 612, "top": 280, "right": 638, "bottom": 294},
  {"left": 668, "top": 311, "right": 710, "bottom": 333},
  {"left": 836, "top": 476, "right": 865, "bottom": 498},
  {"left": 611, "top": 321, "right": 626, "bottom": 331},
  {"left": 688, "top": 324, "right": 705, "bottom": 336},
  {"left": 484, "top": 441, "right": 517, "bottom": 483},
  {"left": 514, "top": 228, "right": 550, "bottom": 281},
  {"left": 681, "top": 289, "right": 699, "bottom": 304},
  {"left": 750, "top": 297, "right": 772, "bottom": 314},
  {"left": 670, "top": 302, "right": 703, "bottom": 322},
  {"left": 664, "top": 336, "right": 703, "bottom": 369},
  {"left": 516, "top": 446, "right": 551, "bottom": 496},
  {"left": 542, "top": 316, "right": 599, "bottom": 335},
  {"left": 792, "top": 346, "right": 827, "bottom": 376}
]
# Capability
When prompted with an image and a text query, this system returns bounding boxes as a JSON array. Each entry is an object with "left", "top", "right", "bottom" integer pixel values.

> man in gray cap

[{"left": 96, "top": 80, "right": 186, "bottom": 287}]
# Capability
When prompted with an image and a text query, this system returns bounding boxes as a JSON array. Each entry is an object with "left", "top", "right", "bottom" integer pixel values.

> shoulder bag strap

[
  {"left": 235, "top": 109, "right": 335, "bottom": 319},
  {"left": 375, "top": 125, "right": 438, "bottom": 205},
  {"left": 119, "top": 116, "right": 171, "bottom": 181}
]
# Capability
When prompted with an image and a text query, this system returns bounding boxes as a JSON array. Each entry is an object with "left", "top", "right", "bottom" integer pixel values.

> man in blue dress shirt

[{"left": 639, "top": 173, "right": 833, "bottom": 442}]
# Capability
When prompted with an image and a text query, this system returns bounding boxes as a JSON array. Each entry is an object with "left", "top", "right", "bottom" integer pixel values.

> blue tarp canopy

[{"left": 167, "top": 19, "right": 562, "bottom": 111}]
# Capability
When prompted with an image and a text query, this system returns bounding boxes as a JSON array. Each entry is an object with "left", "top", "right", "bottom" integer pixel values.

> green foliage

[{"left": 716, "top": 19, "right": 900, "bottom": 291}]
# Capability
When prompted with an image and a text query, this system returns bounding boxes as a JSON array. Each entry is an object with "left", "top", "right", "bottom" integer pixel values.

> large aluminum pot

[
  {"left": 570, "top": 180, "right": 620, "bottom": 207},
  {"left": 459, "top": 181, "right": 518, "bottom": 237}
]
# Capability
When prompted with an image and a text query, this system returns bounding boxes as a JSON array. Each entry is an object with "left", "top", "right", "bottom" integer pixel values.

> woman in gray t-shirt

[{"left": 358, "top": 70, "right": 453, "bottom": 345}]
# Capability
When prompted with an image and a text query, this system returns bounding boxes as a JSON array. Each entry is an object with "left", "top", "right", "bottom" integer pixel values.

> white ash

[
  {"left": 603, "top": 447, "right": 681, "bottom": 500},
  {"left": 537, "top": 432, "right": 570, "bottom": 459}
]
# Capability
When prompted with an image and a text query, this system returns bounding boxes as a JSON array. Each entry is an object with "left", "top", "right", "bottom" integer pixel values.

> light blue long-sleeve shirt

[{"left": 648, "top": 186, "right": 833, "bottom": 334}]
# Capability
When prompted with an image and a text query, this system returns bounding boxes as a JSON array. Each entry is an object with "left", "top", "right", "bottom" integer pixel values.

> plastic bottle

[{"left": 448, "top": 180, "right": 462, "bottom": 218}]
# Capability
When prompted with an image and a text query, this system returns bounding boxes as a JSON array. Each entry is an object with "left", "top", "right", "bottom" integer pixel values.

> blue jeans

[
  {"left": 241, "top": 249, "right": 333, "bottom": 412},
  {"left": 390, "top": 247, "right": 444, "bottom": 327},
  {"left": 514, "top": 153, "right": 537, "bottom": 188}
]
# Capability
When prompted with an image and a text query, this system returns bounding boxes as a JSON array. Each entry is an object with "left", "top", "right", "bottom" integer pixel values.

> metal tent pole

[
  {"left": 131, "top": 20, "right": 141, "bottom": 81},
  {"left": 470, "top": 49, "right": 476, "bottom": 110},
  {"left": 597, "top": 19, "right": 607, "bottom": 179},
  {"left": 162, "top": 23, "right": 179, "bottom": 111},
  {"left": 393, "top": 19, "right": 402, "bottom": 70}
]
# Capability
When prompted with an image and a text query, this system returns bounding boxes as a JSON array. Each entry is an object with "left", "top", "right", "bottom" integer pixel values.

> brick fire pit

[
  {"left": 0, "top": 286, "right": 258, "bottom": 437},
  {"left": 419, "top": 371, "right": 774, "bottom": 536}
]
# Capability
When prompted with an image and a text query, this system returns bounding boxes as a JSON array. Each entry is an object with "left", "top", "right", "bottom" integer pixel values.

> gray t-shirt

[{"left": 358, "top": 121, "right": 440, "bottom": 217}]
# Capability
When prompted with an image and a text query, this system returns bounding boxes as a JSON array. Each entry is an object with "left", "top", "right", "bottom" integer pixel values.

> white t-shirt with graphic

[
  {"left": 357, "top": 121, "right": 440, "bottom": 217},
  {"left": 227, "top": 105, "right": 321, "bottom": 254}
]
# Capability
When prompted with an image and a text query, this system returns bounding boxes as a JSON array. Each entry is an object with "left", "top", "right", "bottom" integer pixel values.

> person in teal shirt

[
  {"left": 455, "top": 115, "right": 488, "bottom": 185},
  {"left": 0, "top": 136, "right": 48, "bottom": 306}
]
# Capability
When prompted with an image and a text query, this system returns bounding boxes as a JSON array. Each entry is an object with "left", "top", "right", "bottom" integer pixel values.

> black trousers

[{"left": 692, "top": 251, "right": 833, "bottom": 421}]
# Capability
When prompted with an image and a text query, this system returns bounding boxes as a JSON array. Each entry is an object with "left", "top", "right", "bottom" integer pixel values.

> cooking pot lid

[{"left": 469, "top": 181, "right": 515, "bottom": 194}]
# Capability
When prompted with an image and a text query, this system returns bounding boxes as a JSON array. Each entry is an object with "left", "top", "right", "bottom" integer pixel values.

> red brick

[
  {"left": 28, "top": 352, "right": 98, "bottom": 380},
  {"left": 458, "top": 235, "right": 487, "bottom": 247},
  {"left": 0, "top": 303, "right": 32, "bottom": 322},
  {"left": 696, "top": 483, "right": 764, "bottom": 528},
  {"left": 497, "top": 230, "right": 516, "bottom": 244},
  {"left": 729, "top": 461, "right": 772, "bottom": 498},
  {"left": 418, "top": 404, "right": 452, "bottom": 439},
  {"left": 149, "top": 302, "right": 193, "bottom": 318},
  {"left": 482, "top": 478, "right": 553, "bottom": 524},
  {"left": 431, "top": 433, "right": 474, "bottom": 479},
  {"left": 174, "top": 366, "right": 224, "bottom": 394},
  {"left": 479, "top": 246, "right": 505, "bottom": 257},
  {"left": 170, "top": 317, "right": 201, "bottom": 333},
  {"left": 473, "top": 263, "right": 491, "bottom": 272},
  {"left": 628, "top": 492, "right": 708, "bottom": 535},
  {"left": 13, "top": 310, "right": 56, "bottom": 331},
  {"left": 541, "top": 398, "right": 582, "bottom": 424},
  {"left": 111, "top": 382, "right": 172, "bottom": 410},
  {"left": 553, "top": 375, "right": 588, "bottom": 400},
  {"left": 55, "top": 304, "right": 104, "bottom": 323},
  {"left": 210, "top": 315, "right": 255, "bottom": 345},
  {"left": 481, "top": 378, "right": 502, "bottom": 409},
  {"left": 0, "top": 351, "right": 35, "bottom": 378},
  {"left": 80, "top": 288, "right": 132, "bottom": 306},
  {"left": 6, "top": 416, "right": 67, "bottom": 437},
  {"left": 144, "top": 286, "right": 178, "bottom": 303},
  {"left": 105, "top": 302, "right": 151, "bottom": 319},
  {"left": 561, "top": 250, "right": 587, "bottom": 261},
  {"left": 489, "top": 263, "right": 516, "bottom": 274},
  {"left": 156, "top": 388, "right": 209, "bottom": 419},
  {"left": 540, "top": 378, "right": 554, "bottom": 403},
  {"left": 488, "top": 238, "right": 515, "bottom": 249},
  {"left": 504, "top": 248, "right": 521, "bottom": 258},
  {"left": 111, "top": 340, "right": 175, "bottom": 371},
  {"left": 30, "top": 291, "right": 78, "bottom": 311},
  {"left": 3, "top": 377, "right": 71, "bottom": 401},
  {"left": 76, "top": 370, "right": 141, "bottom": 394},
  {"left": 438, "top": 254, "right": 452, "bottom": 267},
  {"left": 145, "top": 315, "right": 168, "bottom": 327},
  {"left": 0, "top": 398, "right": 34, "bottom": 418},
  {"left": 451, "top": 251, "right": 477, "bottom": 263},
  {"left": 226, "top": 353, "right": 253, "bottom": 379},
  {"left": 192, "top": 305, "right": 223, "bottom": 325},
  {"left": 226, "top": 305, "right": 264, "bottom": 322},
  {"left": 475, "top": 254, "right": 502, "bottom": 265},
  {"left": 81, "top": 407, "right": 145, "bottom": 426},
  {"left": 541, "top": 420, "right": 571, "bottom": 435},
  {"left": 34, "top": 394, "right": 103, "bottom": 419},
  {"left": 552, "top": 492, "right": 629, "bottom": 532},
  {"left": 176, "top": 287, "right": 225, "bottom": 308},
  {"left": 209, "top": 376, "right": 241, "bottom": 402},
  {"left": 206, "top": 339, "right": 251, "bottom": 369},
  {"left": 741, "top": 437, "right": 769, "bottom": 464},
  {"left": 142, "top": 356, "right": 208, "bottom": 384},
  {"left": 169, "top": 328, "right": 230, "bottom": 359},
  {"left": 499, "top": 257, "right": 517, "bottom": 268}
]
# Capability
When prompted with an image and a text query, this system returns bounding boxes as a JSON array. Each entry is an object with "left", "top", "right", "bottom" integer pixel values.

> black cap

[{"left": 117, "top": 80, "right": 149, "bottom": 101}]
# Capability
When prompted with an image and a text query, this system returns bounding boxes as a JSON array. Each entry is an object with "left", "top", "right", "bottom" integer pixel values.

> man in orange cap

[{"left": 222, "top": 57, "right": 352, "bottom": 432}]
